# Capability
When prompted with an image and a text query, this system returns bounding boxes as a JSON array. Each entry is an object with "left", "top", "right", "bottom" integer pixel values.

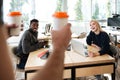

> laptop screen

[{"left": 71, "top": 39, "right": 88, "bottom": 57}]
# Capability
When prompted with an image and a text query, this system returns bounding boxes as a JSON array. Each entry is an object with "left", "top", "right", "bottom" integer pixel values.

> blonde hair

[{"left": 90, "top": 20, "right": 103, "bottom": 31}]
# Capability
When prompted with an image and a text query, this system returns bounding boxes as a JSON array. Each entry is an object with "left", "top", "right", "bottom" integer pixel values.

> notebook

[{"left": 71, "top": 39, "right": 88, "bottom": 57}]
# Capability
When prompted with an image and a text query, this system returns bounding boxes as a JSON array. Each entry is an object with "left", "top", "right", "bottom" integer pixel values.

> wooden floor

[{"left": 15, "top": 58, "right": 120, "bottom": 80}]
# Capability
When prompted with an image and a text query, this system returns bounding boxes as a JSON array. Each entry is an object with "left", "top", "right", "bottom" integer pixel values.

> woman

[
  {"left": 86, "top": 20, "right": 112, "bottom": 57},
  {"left": 86, "top": 20, "right": 112, "bottom": 80}
]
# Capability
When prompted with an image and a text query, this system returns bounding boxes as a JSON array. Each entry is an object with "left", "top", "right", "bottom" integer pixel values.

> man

[{"left": 17, "top": 19, "right": 48, "bottom": 69}]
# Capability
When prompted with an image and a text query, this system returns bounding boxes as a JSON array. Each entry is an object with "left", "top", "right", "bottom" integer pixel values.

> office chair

[
  {"left": 109, "top": 34, "right": 120, "bottom": 68},
  {"left": 45, "top": 23, "right": 51, "bottom": 36}
]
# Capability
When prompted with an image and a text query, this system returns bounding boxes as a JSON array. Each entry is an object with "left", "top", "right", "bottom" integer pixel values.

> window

[
  {"left": 3, "top": 0, "right": 119, "bottom": 34},
  {"left": 92, "top": 0, "right": 115, "bottom": 20},
  {"left": 35, "top": 0, "right": 57, "bottom": 21},
  {"left": 3, "top": 0, "right": 118, "bottom": 21},
  {"left": 68, "top": 0, "right": 91, "bottom": 21},
  {"left": 67, "top": 0, "right": 116, "bottom": 21},
  {"left": 3, "top": 0, "right": 31, "bottom": 30},
  {"left": 116, "top": 0, "right": 120, "bottom": 14}
]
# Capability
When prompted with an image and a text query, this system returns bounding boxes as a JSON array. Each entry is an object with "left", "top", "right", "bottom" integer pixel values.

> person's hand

[
  {"left": 1, "top": 24, "right": 19, "bottom": 39},
  {"left": 87, "top": 45, "right": 100, "bottom": 57},
  {"left": 4, "top": 24, "right": 18, "bottom": 37},
  {"left": 88, "top": 51, "right": 100, "bottom": 57},
  {"left": 91, "top": 44, "right": 101, "bottom": 51},
  {"left": 88, "top": 44, "right": 101, "bottom": 52},
  {"left": 51, "top": 23, "right": 72, "bottom": 52},
  {"left": 88, "top": 51, "right": 94, "bottom": 57}
]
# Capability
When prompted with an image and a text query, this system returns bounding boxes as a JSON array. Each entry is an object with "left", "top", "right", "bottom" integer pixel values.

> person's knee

[{"left": 12, "top": 46, "right": 18, "bottom": 55}]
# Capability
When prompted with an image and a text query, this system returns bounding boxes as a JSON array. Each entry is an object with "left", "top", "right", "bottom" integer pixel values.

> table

[{"left": 25, "top": 48, "right": 115, "bottom": 80}]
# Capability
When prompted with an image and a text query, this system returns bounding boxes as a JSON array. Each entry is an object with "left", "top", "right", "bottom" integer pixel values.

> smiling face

[
  {"left": 30, "top": 22, "right": 39, "bottom": 32},
  {"left": 90, "top": 20, "right": 101, "bottom": 34},
  {"left": 90, "top": 21, "right": 98, "bottom": 32}
]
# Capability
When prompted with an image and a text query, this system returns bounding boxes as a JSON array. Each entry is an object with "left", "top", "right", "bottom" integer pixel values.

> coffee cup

[
  {"left": 52, "top": 12, "right": 69, "bottom": 30},
  {"left": 7, "top": 11, "right": 22, "bottom": 36}
]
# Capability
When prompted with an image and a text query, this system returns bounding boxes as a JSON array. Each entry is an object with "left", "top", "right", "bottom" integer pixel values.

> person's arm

[
  {"left": 32, "top": 23, "right": 71, "bottom": 80},
  {"left": 87, "top": 45, "right": 100, "bottom": 57},
  {"left": 0, "top": 26, "right": 15, "bottom": 80},
  {"left": 21, "top": 31, "right": 40, "bottom": 54},
  {"left": 86, "top": 31, "right": 93, "bottom": 45},
  {"left": 86, "top": 31, "right": 99, "bottom": 57},
  {"left": 98, "top": 33, "right": 110, "bottom": 55}
]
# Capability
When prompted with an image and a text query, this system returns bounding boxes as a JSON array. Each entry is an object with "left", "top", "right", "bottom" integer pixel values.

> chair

[
  {"left": 44, "top": 23, "right": 51, "bottom": 35},
  {"left": 109, "top": 34, "right": 120, "bottom": 68},
  {"left": 78, "top": 32, "right": 87, "bottom": 38}
]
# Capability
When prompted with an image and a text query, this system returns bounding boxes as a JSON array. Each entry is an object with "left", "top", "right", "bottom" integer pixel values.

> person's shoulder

[
  {"left": 89, "top": 31, "right": 95, "bottom": 35},
  {"left": 23, "top": 30, "right": 30, "bottom": 35},
  {"left": 87, "top": 31, "right": 94, "bottom": 37},
  {"left": 21, "top": 30, "right": 31, "bottom": 38},
  {"left": 101, "top": 31, "right": 108, "bottom": 34},
  {"left": 101, "top": 31, "right": 109, "bottom": 37}
]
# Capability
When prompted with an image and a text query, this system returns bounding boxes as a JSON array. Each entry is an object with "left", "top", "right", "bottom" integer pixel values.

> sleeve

[
  {"left": 29, "top": 42, "right": 42, "bottom": 52},
  {"left": 99, "top": 32, "right": 110, "bottom": 55},
  {"left": 29, "top": 41, "right": 48, "bottom": 52},
  {"left": 86, "top": 31, "right": 93, "bottom": 45},
  {"left": 22, "top": 31, "right": 40, "bottom": 54}
]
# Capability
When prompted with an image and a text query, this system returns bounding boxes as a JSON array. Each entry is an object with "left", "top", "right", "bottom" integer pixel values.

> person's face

[
  {"left": 30, "top": 22, "right": 39, "bottom": 32},
  {"left": 90, "top": 21, "right": 98, "bottom": 32}
]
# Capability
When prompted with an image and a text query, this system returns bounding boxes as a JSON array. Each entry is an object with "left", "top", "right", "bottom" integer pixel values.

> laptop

[{"left": 71, "top": 39, "right": 88, "bottom": 57}]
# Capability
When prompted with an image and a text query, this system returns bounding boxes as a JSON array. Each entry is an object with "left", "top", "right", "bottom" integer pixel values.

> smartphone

[{"left": 0, "top": 0, "right": 3, "bottom": 25}]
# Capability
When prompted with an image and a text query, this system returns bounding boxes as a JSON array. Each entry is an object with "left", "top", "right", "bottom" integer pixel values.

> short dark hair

[{"left": 30, "top": 19, "right": 39, "bottom": 25}]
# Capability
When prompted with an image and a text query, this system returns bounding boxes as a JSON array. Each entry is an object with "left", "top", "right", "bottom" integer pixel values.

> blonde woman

[
  {"left": 86, "top": 20, "right": 112, "bottom": 57},
  {"left": 86, "top": 20, "right": 112, "bottom": 80}
]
